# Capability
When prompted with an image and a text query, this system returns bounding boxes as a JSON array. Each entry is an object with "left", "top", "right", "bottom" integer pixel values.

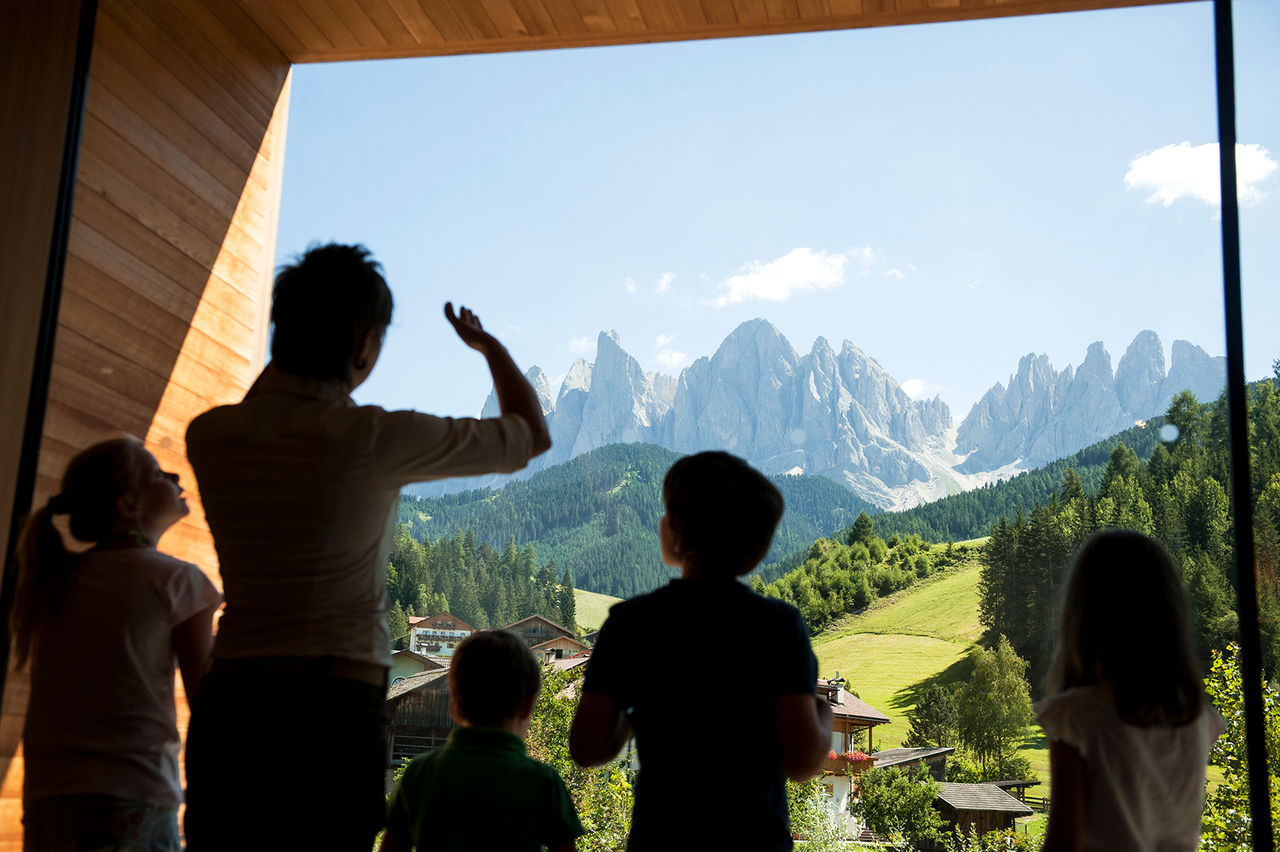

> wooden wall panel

[
  {"left": 238, "top": 0, "right": 1191, "bottom": 62},
  {"left": 0, "top": 0, "right": 83, "bottom": 671},
  {"left": 0, "top": 1, "right": 289, "bottom": 846},
  {"left": 0, "top": 1, "right": 86, "bottom": 847}
]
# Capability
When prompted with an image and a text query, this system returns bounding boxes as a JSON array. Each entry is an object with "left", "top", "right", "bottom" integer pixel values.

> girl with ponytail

[{"left": 12, "top": 437, "right": 221, "bottom": 852}]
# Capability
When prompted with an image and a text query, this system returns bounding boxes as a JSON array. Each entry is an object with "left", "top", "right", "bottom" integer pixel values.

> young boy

[
  {"left": 570, "top": 451, "right": 833, "bottom": 851},
  {"left": 383, "top": 630, "right": 585, "bottom": 852}
]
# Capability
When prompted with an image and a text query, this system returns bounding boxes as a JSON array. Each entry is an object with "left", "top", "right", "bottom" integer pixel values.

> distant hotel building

[{"left": 408, "top": 613, "right": 474, "bottom": 657}]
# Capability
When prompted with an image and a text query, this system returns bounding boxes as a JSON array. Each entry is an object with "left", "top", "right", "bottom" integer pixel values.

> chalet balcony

[{"left": 822, "top": 751, "right": 875, "bottom": 777}]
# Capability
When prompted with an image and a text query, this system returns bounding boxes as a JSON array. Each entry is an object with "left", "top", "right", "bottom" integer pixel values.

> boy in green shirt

[{"left": 382, "top": 630, "right": 585, "bottom": 851}]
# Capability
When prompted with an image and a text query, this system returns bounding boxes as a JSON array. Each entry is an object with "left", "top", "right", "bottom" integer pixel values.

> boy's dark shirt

[{"left": 582, "top": 577, "right": 818, "bottom": 851}]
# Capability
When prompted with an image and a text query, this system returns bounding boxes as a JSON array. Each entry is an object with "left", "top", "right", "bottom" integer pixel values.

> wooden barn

[
  {"left": 386, "top": 669, "right": 452, "bottom": 768},
  {"left": 928, "top": 782, "right": 1034, "bottom": 848},
  {"left": 0, "top": 0, "right": 1263, "bottom": 846},
  {"left": 504, "top": 614, "right": 576, "bottom": 648}
]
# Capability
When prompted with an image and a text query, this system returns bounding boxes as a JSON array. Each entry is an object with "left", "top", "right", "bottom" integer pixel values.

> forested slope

[
  {"left": 397, "top": 443, "right": 875, "bottom": 597},
  {"left": 869, "top": 419, "right": 1164, "bottom": 543},
  {"left": 976, "top": 380, "right": 1280, "bottom": 684}
]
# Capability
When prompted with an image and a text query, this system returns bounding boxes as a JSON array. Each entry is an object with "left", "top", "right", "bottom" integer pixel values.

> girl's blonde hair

[
  {"left": 11, "top": 437, "right": 148, "bottom": 669},
  {"left": 1046, "top": 529, "right": 1202, "bottom": 726}
]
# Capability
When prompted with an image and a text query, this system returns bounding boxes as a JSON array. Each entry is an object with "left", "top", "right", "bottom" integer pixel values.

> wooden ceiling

[{"left": 235, "top": 0, "right": 1194, "bottom": 63}]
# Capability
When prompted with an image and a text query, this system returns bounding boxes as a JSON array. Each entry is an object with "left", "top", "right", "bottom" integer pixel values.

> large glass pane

[{"left": 273, "top": 2, "right": 1279, "bottom": 847}]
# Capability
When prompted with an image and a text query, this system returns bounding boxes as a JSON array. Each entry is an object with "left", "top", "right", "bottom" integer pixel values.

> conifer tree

[{"left": 559, "top": 567, "right": 577, "bottom": 632}]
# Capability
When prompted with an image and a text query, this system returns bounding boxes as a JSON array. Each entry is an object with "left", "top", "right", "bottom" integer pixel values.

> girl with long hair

[
  {"left": 13, "top": 437, "right": 221, "bottom": 851},
  {"left": 1038, "top": 529, "right": 1225, "bottom": 852}
]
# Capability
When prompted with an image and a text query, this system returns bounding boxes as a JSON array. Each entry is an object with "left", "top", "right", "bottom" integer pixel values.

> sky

[{"left": 275, "top": 0, "right": 1279, "bottom": 424}]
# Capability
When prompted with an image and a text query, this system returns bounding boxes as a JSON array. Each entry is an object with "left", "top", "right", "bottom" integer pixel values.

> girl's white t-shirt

[
  {"left": 1035, "top": 682, "right": 1226, "bottom": 852},
  {"left": 23, "top": 547, "right": 222, "bottom": 806}
]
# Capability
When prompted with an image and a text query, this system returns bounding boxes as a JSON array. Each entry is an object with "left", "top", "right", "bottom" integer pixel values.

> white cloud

[
  {"left": 885, "top": 268, "right": 906, "bottom": 280},
  {"left": 711, "top": 247, "right": 875, "bottom": 307},
  {"left": 655, "top": 272, "right": 674, "bottom": 294},
  {"left": 655, "top": 334, "right": 676, "bottom": 348},
  {"left": 1124, "top": 142, "right": 1277, "bottom": 207},
  {"left": 653, "top": 349, "right": 690, "bottom": 371},
  {"left": 623, "top": 277, "right": 637, "bottom": 293},
  {"left": 900, "top": 379, "right": 936, "bottom": 400},
  {"left": 568, "top": 336, "right": 593, "bottom": 354}
]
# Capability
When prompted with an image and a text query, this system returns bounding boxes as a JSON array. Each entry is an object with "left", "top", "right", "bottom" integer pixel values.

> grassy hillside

[
  {"left": 811, "top": 548, "right": 1053, "bottom": 809},
  {"left": 813, "top": 559, "right": 985, "bottom": 750},
  {"left": 574, "top": 587, "right": 623, "bottom": 632}
]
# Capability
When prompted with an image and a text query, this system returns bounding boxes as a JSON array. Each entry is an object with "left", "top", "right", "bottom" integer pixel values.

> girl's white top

[
  {"left": 23, "top": 547, "right": 221, "bottom": 806},
  {"left": 1035, "top": 682, "right": 1225, "bottom": 852}
]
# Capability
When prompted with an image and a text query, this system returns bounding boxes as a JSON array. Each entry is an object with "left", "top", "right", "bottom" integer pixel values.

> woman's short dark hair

[
  {"left": 270, "top": 243, "right": 393, "bottom": 381},
  {"left": 663, "top": 451, "right": 784, "bottom": 577},
  {"left": 449, "top": 630, "right": 541, "bottom": 728}
]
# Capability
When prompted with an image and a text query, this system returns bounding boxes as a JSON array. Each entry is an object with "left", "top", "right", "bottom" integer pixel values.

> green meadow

[
  {"left": 811, "top": 551, "right": 1054, "bottom": 824},
  {"left": 573, "top": 587, "right": 623, "bottom": 632}
]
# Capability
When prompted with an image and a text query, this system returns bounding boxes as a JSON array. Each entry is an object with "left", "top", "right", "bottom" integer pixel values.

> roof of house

[
  {"left": 531, "top": 636, "right": 590, "bottom": 652},
  {"left": 503, "top": 614, "right": 575, "bottom": 638},
  {"left": 822, "top": 687, "right": 891, "bottom": 725},
  {"left": 548, "top": 655, "right": 591, "bottom": 672},
  {"left": 872, "top": 747, "right": 956, "bottom": 768},
  {"left": 415, "top": 612, "right": 476, "bottom": 632},
  {"left": 935, "top": 783, "right": 1034, "bottom": 815},
  {"left": 390, "top": 650, "right": 448, "bottom": 671},
  {"left": 387, "top": 669, "right": 449, "bottom": 701}
]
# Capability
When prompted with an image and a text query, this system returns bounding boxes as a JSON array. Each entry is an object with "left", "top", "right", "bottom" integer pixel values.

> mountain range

[{"left": 408, "top": 322, "right": 1226, "bottom": 509}]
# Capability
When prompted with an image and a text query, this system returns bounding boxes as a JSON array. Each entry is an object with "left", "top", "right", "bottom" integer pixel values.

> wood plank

[
  {"left": 349, "top": 0, "right": 421, "bottom": 46},
  {"left": 764, "top": 0, "right": 801, "bottom": 20},
  {"left": 449, "top": 0, "right": 505, "bottom": 39},
  {"left": 98, "top": 3, "right": 273, "bottom": 152},
  {"left": 476, "top": 0, "right": 535, "bottom": 38},
  {"left": 540, "top": 0, "right": 593, "bottom": 35},
  {"left": 64, "top": 221, "right": 260, "bottom": 360},
  {"left": 732, "top": 0, "right": 771, "bottom": 23},
  {"left": 259, "top": 0, "right": 337, "bottom": 54},
  {"left": 83, "top": 86, "right": 241, "bottom": 220},
  {"left": 234, "top": 0, "right": 1195, "bottom": 61},
  {"left": 171, "top": 0, "right": 290, "bottom": 104},
  {"left": 572, "top": 0, "right": 619, "bottom": 34},
  {"left": 325, "top": 0, "right": 393, "bottom": 46},
  {"left": 70, "top": 190, "right": 242, "bottom": 320},
  {"left": 298, "top": 0, "right": 364, "bottom": 49},
  {"left": 76, "top": 129, "right": 270, "bottom": 303},
  {"left": 55, "top": 283, "right": 253, "bottom": 396},
  {"left": 77, "top": 118, "right": 264, "bottom": 269},
  {"left": 90, "top": 21, "right": 262, "bottom": 180},
  {"left": 796, "top": 0, "right": 832, "bottom": 18},
  {"left": 231, "top": 0, "right": 310, "bottom": 59},
  {"left": 415, "top": 0, "right": 483, "bottom": 42},
  {"left": 76, "top": 147, "right": 242, "bottom": 283},
  {"left": 49, "top": 325, "right": 172, "bottom": 412},
  {"left": 630, "top": 0, "right": 678, "bottom": 29},
  {"left": 113, "top": 0, "right": 280, "bottom": 119},
  {"left": 601, "top": 0, "right": 649, "bottom": 32},
  {"left": 698, "top": 0, "right": 742, "bottom": 26},
  {"left": 385, "top": 0, "right": 447, "bottom": 45},
  {"left": 666, "top": 0, "right": 709, "bottom": 28},
  {"left": 503, "top": 0, "right": 558, "bottom": 36}
]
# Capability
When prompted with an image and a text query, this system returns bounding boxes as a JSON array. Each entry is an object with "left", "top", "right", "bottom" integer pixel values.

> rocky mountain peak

[{"left": 956, "top": 331, "right": 1225, "bottom": 472}]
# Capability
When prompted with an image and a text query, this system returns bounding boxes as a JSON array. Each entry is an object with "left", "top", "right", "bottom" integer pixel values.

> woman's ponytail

[
  {"left": 11, "top": 501, "right": 77, "bottom": 670},
  {"left": 9, "top": 436, "right": 145, "bottom": 669}
]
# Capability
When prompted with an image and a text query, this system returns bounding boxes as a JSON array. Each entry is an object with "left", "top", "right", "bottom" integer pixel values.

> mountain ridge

[{"left": 410, "top": 321, "right": 1226, "bottom": 509}]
